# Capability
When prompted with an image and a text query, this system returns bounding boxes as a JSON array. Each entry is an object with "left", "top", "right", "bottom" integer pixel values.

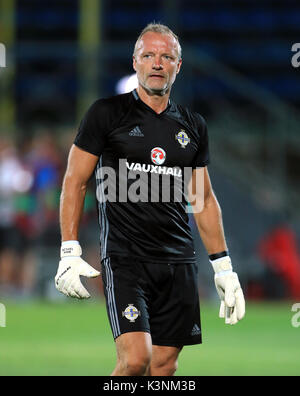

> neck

[{"left": 137, "top": 85, "right": 170, "bottom": 114}]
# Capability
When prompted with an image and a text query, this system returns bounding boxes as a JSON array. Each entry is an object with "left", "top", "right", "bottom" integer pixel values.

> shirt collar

[{"left": 132, "top": 89, "right": 172, "bottom": 114}]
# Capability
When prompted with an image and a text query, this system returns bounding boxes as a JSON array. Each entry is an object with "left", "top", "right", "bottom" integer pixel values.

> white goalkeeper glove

[
  {"left": 210, "top": 255, "right": 245, "bottom": 325},
  {"left": 55, "top": 241, "right": 100, "bottom": 299}
]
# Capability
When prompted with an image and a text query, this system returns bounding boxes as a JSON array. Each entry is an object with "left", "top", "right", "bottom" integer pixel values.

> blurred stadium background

[{"left": 0, "top": 0, "right": 300, "bottom": 376}]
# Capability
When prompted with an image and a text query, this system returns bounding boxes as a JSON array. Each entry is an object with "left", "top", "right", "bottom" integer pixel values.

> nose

[{"left": 152, "top": 55, "right": 163, "bottom": 70}]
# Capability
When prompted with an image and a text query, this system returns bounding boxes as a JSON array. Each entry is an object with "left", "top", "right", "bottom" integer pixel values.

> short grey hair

[{"left": 133, "top": 23, "right": 182, "bottom": 60}]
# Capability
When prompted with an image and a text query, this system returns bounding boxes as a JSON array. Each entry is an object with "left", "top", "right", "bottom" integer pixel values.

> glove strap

[
  {"left": 210, "top": 255, "right": 233, "bottom": 274},
  {"left": 209, "top": 250, "right": 229, "bottom": 261},
  {"left": 61, "top": 241, "right": 82, "bottom": 258}
]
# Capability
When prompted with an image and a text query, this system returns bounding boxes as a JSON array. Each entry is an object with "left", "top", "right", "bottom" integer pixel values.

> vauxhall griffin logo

[
  {"left": 151, "top": 147, "right": 166, "bottom": 165},
  {"left": 0, "top": 43, "right": 6, "bottom": 68}
]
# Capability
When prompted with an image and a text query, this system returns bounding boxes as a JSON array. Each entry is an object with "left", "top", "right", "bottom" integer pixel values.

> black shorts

[{"left": 101, "top": 255, "right": 202, "bottom": 347}]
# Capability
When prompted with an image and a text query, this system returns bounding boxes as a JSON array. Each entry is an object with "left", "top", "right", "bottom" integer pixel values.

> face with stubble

[{"left": 133, "top": 31, "right": 182, "bottom": 96}]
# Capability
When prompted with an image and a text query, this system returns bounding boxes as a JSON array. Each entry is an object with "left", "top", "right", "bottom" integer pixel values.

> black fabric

[
  {"left": 74, "top": 89, "right": 210, "bottom": 262},
  {"left": 101, "top": 255, "right": 202, "bottom": 347}
]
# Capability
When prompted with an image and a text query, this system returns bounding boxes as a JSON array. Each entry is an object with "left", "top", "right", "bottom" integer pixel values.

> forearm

[
  {"left": 56, "top": 176, "right": 100, "bottom": 299},
  {"left": 60, "top": 175, "right": 87, "bottom": 242},
  {"left": 193, "top": 192, "right": 227, "bottom": 255}
]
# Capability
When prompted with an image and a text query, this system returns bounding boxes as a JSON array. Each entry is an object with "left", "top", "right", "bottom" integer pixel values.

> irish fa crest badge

[
  {"left": 122, "top": 304, "right": 140, "bottom": 323},
  {"left": 175, "top": 130, "right": 190, "bottom": 148}
]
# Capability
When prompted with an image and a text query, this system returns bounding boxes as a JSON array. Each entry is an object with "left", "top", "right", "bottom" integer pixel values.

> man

[{"left": 55, "top": 23, "right": 245, "bottom": 376}]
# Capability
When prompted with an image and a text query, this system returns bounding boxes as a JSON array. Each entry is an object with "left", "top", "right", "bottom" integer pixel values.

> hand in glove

[
  {"left": 210, "top": 255, "right": 245, "bottom": 325},
  {"left": 55, "top": 241, "right": 100, "bottom": 299}
]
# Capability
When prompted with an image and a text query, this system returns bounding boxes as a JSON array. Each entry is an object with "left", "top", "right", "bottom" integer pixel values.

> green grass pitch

[{"left": 0, "top": 300, "right": 299, "bottom": 376}]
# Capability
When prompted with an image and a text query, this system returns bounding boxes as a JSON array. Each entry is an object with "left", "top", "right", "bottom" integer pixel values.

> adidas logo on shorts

[
  {"left": 129, "top": 126, "right": 144, "bottom": 137},
  {"left": 191, "top": 324, "right": 201, "bottom": 336}
]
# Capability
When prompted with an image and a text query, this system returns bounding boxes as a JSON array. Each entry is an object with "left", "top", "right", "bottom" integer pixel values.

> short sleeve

[
  {"left": 74, "top": 100, "right": 108, "bottom": 157},
  {"left": 192, "top": 114, "right": 210, "bottom": 168}
]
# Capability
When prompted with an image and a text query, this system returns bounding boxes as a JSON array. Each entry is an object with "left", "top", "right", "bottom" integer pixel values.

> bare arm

[
  {"left": 60, "top": 144, "right": 99, "bottom": 241},
  {"left": 189, "top": 167, "right": 227, "bottom": 255},
  {"left": 189, "top": 167, "right": 246, "bottom": 324}
]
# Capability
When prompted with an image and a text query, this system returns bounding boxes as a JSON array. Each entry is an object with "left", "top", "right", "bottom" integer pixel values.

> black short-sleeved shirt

[{"left": 74, "top": 89, "right": 209, "bottom": 263}]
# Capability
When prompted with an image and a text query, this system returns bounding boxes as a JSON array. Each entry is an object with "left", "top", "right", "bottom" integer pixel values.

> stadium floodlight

[
  {"left": 116, "top": 73, "right": 138, "bottom": 94},
  {"left": 12, "top": 169, "right": 34, "bottom": 193}
]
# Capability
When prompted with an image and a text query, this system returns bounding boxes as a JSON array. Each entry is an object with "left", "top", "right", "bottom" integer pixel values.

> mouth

[{"left": 149, "top": 74, "right": 165, "bottom": 79}]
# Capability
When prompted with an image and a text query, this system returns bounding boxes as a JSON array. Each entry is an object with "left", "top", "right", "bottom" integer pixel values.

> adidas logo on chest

[{"left": 129, "top": 126, "right": 144, "bottom": 137}]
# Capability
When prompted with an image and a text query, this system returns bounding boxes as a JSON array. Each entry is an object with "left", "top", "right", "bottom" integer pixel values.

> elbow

[
  {"left": 204, "top": 189, "right": 221, "bottom": 212},
  {"left": 62, "top": 173, "right": 88, "bottom": 195}
]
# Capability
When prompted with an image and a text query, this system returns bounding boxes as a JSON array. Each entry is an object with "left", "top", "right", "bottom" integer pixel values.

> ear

[
  {"left": 176, "top": 58, "right": 182, "bottom": 74},
  {"left": 132, "top": 56, "right": 137, "bottom": 72}
]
